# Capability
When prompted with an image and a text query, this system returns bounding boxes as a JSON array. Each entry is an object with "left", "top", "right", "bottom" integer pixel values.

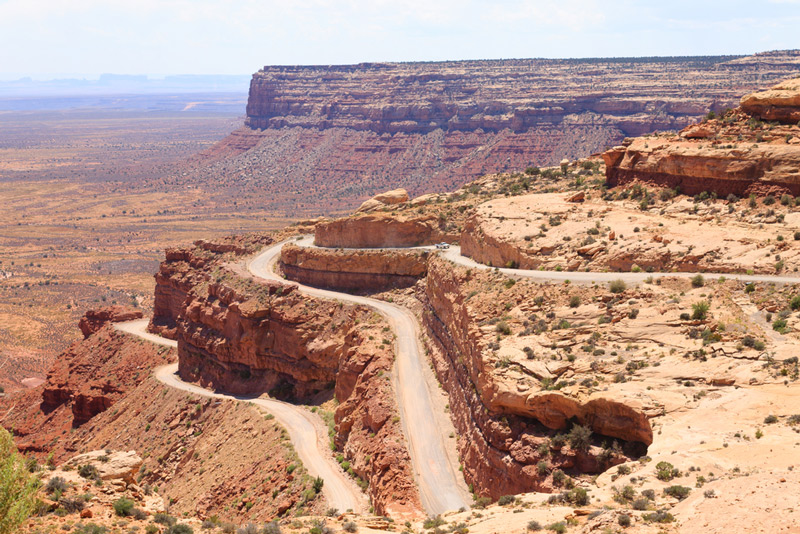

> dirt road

[
  {"left": 113, "top": 319, "right": 367, "bottom": 514},
  {"left": 249, "top": 241, "right": 471, "bottom": 515}
]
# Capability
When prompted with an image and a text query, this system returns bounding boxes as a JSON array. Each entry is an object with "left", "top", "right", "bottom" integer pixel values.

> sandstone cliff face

[
  {"left": 604, "top": 79, "right": 800, "bottom": 197},
  {"left": 279, "top": 244, "right": 428, "bottom": 291},
  {"left": 150, "top": 235, "right": 421, "bottom": 515},
  {"left": 420, "top": 257, "right": 650, "bottom": 498},
  {"left": 148, "top": 234, "right": 272, "bottom": 339},
  {"left": 175, "top": 53, "right": 800, "bottom": 220},
  {"left": 740, "top": 77, "right": 800, "bottom": 124},
  {"left": 314, "top": 213, "right": 446, "bottom": 248}
]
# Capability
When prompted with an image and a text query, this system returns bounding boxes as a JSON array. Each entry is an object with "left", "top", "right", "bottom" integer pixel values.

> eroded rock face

[
  {"left": 279, "top": 243, "right": 428, "bottom": 291},
  {"left": 314, "top": 213, "right": 446, "bottom": 248},
  {"left": 151, "top": 236, "right": 422, "bottom": 516},
  {"left": 740, "top": 77, "right": 800, "bottom": 124},
  {"left": 6, "top": 326, "right": 174, "bottom": 454},
  {"left": 604, "top": 80, "right": 800, "bottom": 197},
  {"left": 78, "top": 307, "right": 143, "bottom": 338},
  {"left": 421, "top": 256, "right": 651, "bottom": 498},
  {"left": 148, "top": 234, "right": 272, "bottom": 339}
]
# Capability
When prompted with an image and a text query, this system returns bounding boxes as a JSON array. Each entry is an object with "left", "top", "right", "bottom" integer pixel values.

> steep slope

[{"left": 176, "top": 52, "right": 800, "bottom": 216}]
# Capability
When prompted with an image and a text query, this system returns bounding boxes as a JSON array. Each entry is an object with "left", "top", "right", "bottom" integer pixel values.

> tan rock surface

[{"left": 740, "top": 76, "right": 800, "bottom": 124}]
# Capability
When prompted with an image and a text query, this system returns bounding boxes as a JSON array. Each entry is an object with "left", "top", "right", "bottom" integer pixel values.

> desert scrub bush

[
  {"left": 551, "top": 469, "right": 566, "bottom": 486},
  {"left": 78, "top": 464, "right": 99, "bottom": 480},
  {"left": 59, "top": 496, "right": 85, "bottom": 513},
  {"left": 569, "top": 295, "right": 581, "bottom": 308},
  {"left": 567, "top": 424, "right": 592, "bottom": 451},
  {"left": 342, "top": 521, "right": 357, "bottom": 533},
  {"left": 618, "top": 514, "right": 632, "bottom": 527},
  {"left": 655, "top": 461, "right": 679, "bottom": 481},
  {"left": 527, "top": 520, "right": 542, "bottom": 531},
  {"left": 497, "top": 495, "right": 515, "bottom": 505},
  {"left": 496, "top": 321, "right": 511, "bottom": 335},
  {"left": 165, "top": 525, "right": 194, "bottom": 534},
  {"left": 663, "top": 485, "right": 691, "bottom": 500},
  {"left": 691, "top": 301, "right": 710, "bottom": 320},
  {"left": 546, "top": 521, "right": 567, "bottom": 533},
  {"left": 643, "top": 510, "right": 674, "bottom": 523},
  {"left": 691, "top": 274, "right": 705, "bottom": 288},
  {"left": 423, "top": 516, "right": 446, "bottom": 529},
  {"left": 632, "top": 497, "right": 649, "bottom": 510},
  {"left": 46, "top": 476, "right": 68, "bottom": 495},
  {"left": 609, "top": 279, "right": 626, "bottom": 294},
  {"left": 112, "top": 497, "right": 134, "bottom": 516},
  {"left": 236, "top": 524, "right": 258, "bottom": 534},
  {"left": 154, "top": 512, "right": 177, "bottom": 526},
  {"left": 262, "top": 521, "right": 282, "bottom": 534}
]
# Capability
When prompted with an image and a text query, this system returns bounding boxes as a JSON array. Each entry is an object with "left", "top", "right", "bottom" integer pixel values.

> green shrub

[
  {"left": 547, "top": 521, "right": 567, "bottom": 533},
  {"left": 655, "top": 461, "right": 678, "bottom": 481},
  {"left": 343, "top": 521, "right": 357, "bottom": 533},
  {"left": 165, "top": 525, "right": 193, "bottom": 534},
  {"left": 643, "top": 510, "right": 674, "bottom": 523},
  {"left": 154, "top": 512, "right": 177, "bottom": 526},
  {"left": 609, "top": 280, "right": 627, "bottom": 294},
  {"left": 46, "top": 476, "right": 68, "bottom": 495},
  {"left": 567, "top": 424, "right": 592, "bottom": 451},
  {"left": 496, "top": 321, "right": 511, "bottom": 335},
  {"left": 78, "top": 464, "right": 99, "bottom": 480},
  {"left": 423, "top": 516, "right": 446, "bottom": 529},
  {"left": 691, "top": 301, "right": 710, "bottom": 320},
  {"left": 569, "top": 295, "right": 581, "bottom": 308},
  {"left": 112, "top": 497, "right": 134, "bottom": 517},
  {"left": 691, "top": 274, "right": 705, "bottom": 288},
  {"left": 527, "top": 520, "right": 542, "bottom": 531},
  {"left": 663, "top": 485, "right": 691, "bottom": 500},
  {"left": 497, "top": 495, "right": 515, "bottom": 506},
  {"left": 618, "top": 514, "right": 631, "bottom": 527}
]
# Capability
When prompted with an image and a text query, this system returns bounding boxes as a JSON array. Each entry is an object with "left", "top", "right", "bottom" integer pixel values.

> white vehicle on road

[{"left": 435, "top": 242, "right": 450, "bottom": 250}]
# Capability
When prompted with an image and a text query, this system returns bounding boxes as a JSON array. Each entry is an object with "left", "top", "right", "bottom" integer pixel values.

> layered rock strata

[
  {"left": 604, "top": 78, "right": 800, "bottom": 196},
  {"left": 150, "top": 236, "right": 422, "bottom": 515},
  {"left": 314, "top": 213, "right": 447, "bottom": 248},
  {"left": 279, "top": 244, "right": 428, "bottom": 291},
  {"left": 421, "top": 256, "right": 651, "bottom": 498}
]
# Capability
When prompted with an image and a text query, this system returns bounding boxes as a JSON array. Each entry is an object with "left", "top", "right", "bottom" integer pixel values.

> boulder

[
  {"left": 64, "top": 450, "right": 143, "bottom": 485},
  {"left": 355, "top": 188, "right": 409, "bottom": 213}
]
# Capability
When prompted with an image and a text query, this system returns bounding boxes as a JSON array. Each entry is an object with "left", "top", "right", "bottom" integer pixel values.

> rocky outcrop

[
  {"left": 5, "top": 325, "right": 175, "bottom": 455},
  {"left": 279, "top": 244, "right": 428, "bottom": 291},
  {"left": 148, "top": 234, "right": 272, "bottom": 338},
  {"left": 78, "top": 306, "right": 143, "bottom": 338},
  {"left": 356, "top": 188, "right": 410, "bottom": 213},
  {"left": 421, "top": 256, "right": 651, "bottom": 498},
  {"left": 604, "top": 80, "right": 800, "bottom": 197},
  {"left": 150, "top": 235, "right": 421, "bottom": 515},
  {"left": 64, "top": 450, "right": 142, "bottom": 485},
  {"left": 315, "top": 213, "right": 446, "bottom": 248},
  {"left": 740, "top": 77, "right": 800, "bottom": 124}
]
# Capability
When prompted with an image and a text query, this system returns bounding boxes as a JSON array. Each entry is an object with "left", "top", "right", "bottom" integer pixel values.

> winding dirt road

[
  {"left": 249, "top": 241, "right": 472, "bottom": 515},
  {"left": 113, "top": 319, "right": 367, "bottom": 514}
]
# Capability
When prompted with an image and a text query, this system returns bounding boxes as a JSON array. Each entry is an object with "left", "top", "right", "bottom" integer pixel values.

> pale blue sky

[{"left": 1, "top": 0, "right": 798, "bottom": 79}]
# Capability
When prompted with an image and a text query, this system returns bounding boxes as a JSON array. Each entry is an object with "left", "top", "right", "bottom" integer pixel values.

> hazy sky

[{"left": 1, "top": 0, "right": 798, "bottom": 79}]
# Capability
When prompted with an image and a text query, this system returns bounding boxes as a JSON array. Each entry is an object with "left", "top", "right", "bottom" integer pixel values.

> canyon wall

[
  {"left": 420, "top": 256, "right": 650, "bottom": 498},
  {"left": 279, "top": 244, "right": 428, "bottom": 291},
  {"left": 183, "top": 52, "right": 800, "bottom": 217},
  {"left": 149, "top": 236, "right": 422, "bottom": 516},
  {"left": 604, "top": 78, "right": 800, "bottom": 197}
]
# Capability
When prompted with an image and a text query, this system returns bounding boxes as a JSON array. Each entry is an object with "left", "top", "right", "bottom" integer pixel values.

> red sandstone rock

[
  {"left": 78, "top": 306, "right": 143, "bottom": 338},
  {"left": 315, "top": 213, "right": 445, "bottom": 248},
  {"left": 279, "top": 244, "right": 428, "bottom": 291},
  {"left": 740, "top": 77, "right": 800, "bottom": 124}
]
